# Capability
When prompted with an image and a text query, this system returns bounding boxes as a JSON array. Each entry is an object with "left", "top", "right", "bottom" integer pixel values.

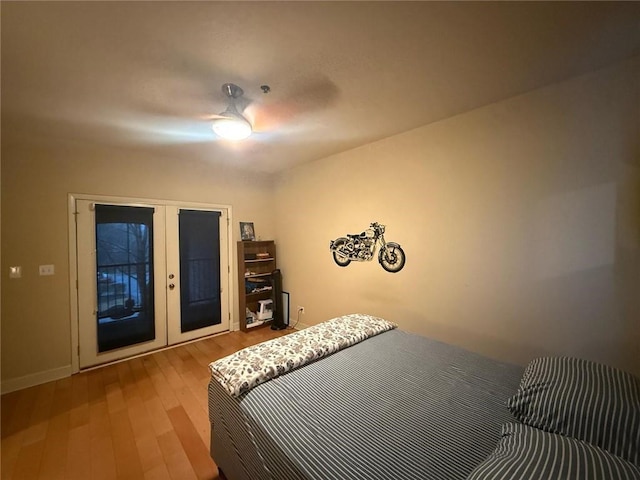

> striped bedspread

[{"left": 224, "top": 329, "right": 523, "bottom": 480}]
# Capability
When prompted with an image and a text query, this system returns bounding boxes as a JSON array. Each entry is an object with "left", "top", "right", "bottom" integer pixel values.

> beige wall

[
  {"left": 274, "top": 57, "right": 640, "bottom": 375},
  {"left": 1, "top": 140, "right": 275, "bottom": 388}
]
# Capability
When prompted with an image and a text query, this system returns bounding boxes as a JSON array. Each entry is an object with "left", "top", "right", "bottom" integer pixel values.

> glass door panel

[
  {"left": 178, "top": 210, "right": 222, "bottom": 332},
  {"left": 95, "top": 204, "right": 156, "bottom": 352}
]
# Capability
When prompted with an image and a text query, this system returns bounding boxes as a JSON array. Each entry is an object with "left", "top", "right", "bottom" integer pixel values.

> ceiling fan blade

[
  {"left": 246, "top": 102, "right": 295, "bottom": 132},
  {"left": 200, "top": 113, "right": 232, "bottom": 121},
  {"left": 247, "top": 76, "right": 340, "bottom": 132}
]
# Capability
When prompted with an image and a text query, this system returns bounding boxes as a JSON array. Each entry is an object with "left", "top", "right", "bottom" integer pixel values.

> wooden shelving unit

[{"left": 237, "top": 240, "right": 277, "bottom": 331}]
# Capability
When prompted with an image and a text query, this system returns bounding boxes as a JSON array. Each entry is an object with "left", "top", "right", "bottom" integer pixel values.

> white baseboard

[
  {"left": 2, "top": 320, "right": 308, "bottom": 394},
  {"left": 1, "top": 365, "right": 72, "bottom": 394}
]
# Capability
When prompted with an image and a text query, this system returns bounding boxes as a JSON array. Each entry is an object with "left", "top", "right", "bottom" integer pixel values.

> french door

[{"left": 75, "top": 199, "right": 230, "bottom": 369}]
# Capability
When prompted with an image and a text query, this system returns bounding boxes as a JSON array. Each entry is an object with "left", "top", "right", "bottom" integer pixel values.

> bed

[{"left": 208, "top": 314, "right": 640, "bottom": 480}]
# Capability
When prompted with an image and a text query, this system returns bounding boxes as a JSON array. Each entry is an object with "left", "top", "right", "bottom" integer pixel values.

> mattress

[{"left": 209, "top": 328, "right": 524, "bottom": 480}]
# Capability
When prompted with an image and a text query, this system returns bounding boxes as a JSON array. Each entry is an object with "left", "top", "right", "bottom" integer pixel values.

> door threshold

[{"left": 78, "top": 329, "right": 231, "bottom": 372}]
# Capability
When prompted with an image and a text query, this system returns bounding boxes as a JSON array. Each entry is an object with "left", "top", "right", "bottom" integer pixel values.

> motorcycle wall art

[{"left": 329, "top": 222, "right": 406, "bottom": 273}]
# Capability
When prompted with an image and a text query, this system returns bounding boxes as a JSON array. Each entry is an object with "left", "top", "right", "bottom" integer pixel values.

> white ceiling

[{"left": 2, "top": 2, "right": 639, "bottom": 173}]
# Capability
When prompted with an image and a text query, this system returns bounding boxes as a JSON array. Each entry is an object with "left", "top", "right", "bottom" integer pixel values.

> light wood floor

[{"left": 1, "top": 326, "right": 290, "bottom": 480}]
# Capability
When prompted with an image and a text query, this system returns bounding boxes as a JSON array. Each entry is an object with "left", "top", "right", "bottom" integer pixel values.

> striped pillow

[
  {"left": 506, "top": 357, "right": 640, "bottom": 465},
  {"left": 467, "top": 423, "right": 640, "bottom": 480}
]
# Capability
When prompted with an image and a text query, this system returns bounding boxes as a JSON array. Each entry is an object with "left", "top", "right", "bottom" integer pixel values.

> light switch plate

[
  {"left": 39, "top": 264, "right": 55, "bottom": 276},
  {"left": 9, "top": 266, "right": 22, "bottom": 279}
]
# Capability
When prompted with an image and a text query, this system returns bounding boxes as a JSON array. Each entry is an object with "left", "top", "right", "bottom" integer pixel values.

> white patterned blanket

[{"left": 209, "top": 313, "right": 397, "bottom": 397}]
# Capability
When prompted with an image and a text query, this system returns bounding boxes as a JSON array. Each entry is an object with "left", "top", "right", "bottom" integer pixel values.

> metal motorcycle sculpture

[{"left": 329, "top": 222, "right": 406, "bottom": 273}]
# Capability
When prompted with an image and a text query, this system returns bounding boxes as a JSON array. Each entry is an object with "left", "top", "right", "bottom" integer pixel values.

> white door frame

[{"left": 68, "top": 193, "right": 234, "bottom": 373}]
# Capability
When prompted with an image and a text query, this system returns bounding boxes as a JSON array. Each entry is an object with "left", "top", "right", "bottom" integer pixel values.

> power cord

[{"left": 288, "top": 307, "right": 303, "bottom": 330}]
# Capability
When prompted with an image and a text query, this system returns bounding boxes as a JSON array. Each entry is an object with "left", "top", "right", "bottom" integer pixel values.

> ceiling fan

[
  {"left": 208, "top": 78, "right": 340, "bottom": 142},
  {"left": 211, "top": 83, "right": 253, "bottom": 140}
]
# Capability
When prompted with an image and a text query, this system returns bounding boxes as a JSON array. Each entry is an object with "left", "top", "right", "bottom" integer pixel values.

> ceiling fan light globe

[{"left": 212, "top": 116, "right": 252, "bottom": 140}]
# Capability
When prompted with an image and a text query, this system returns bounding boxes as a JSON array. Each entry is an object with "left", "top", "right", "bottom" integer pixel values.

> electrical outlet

[
  {"left": 39, "top": 264, "right": 55, "bottom": 276},
  {"left": 297, "top": 306, "right": 305, "bottom": 315}
]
